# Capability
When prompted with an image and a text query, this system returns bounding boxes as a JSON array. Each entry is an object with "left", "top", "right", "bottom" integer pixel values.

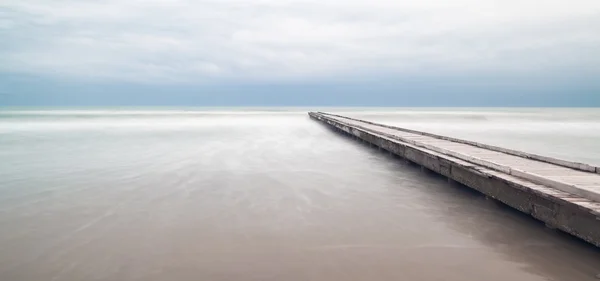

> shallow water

[{"left": 0, "top": 108, "right": 599, "bottom": 281}]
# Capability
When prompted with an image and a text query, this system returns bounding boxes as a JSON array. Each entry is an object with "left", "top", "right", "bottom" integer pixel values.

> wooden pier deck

[{"left": 310, "top": 111, "right": 600, "bottom": 247}]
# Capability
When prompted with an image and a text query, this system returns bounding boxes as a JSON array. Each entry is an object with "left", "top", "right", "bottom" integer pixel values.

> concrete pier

[{"left": 309, "top": 111, "right": 600, "bottom": 247}]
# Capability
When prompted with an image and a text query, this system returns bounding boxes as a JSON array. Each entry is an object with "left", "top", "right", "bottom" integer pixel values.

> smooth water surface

[{"left": 0, "top": 108, "right": 599, "bottom": 281}]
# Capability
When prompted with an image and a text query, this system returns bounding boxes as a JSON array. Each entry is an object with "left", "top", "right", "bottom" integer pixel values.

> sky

[{"left": 1, "top": 0, "right": 599, "bottom": 106}]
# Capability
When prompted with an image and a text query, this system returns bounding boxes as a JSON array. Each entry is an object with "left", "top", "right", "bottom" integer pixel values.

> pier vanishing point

[{"left": 310, "top": 112, "right": 600, "bottom": 247}]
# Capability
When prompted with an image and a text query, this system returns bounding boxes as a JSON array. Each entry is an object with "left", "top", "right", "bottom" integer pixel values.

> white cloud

[{"left": 1, "top": 0, "right": 599, "bottom": 83}]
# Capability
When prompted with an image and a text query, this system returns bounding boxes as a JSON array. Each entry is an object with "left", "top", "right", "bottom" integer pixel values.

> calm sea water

[{"left": 0, "top": 108, "right": 599, "bottom": 281}]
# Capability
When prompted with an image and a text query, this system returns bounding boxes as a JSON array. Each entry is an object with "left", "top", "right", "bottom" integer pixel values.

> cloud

[{"left": 1, "top": 0, "right": 599, "bottom": 83}]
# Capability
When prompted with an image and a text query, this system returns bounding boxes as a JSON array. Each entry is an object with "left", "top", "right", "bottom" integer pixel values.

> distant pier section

[{"left": 309, "top": 112, "right": 600, "bottom": 247}]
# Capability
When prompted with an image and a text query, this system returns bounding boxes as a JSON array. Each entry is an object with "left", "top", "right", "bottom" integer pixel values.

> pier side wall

[{"left": 309, "top": 112, "right": 600, "bottom": 247}]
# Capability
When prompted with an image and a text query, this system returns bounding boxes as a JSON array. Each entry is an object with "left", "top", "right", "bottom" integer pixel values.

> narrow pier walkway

[
  {"left": 311, "top": 111, "right": 600, "bottom": 247},
  {"left": 319, "top": 112, "right": 600, "bottom": 203}
]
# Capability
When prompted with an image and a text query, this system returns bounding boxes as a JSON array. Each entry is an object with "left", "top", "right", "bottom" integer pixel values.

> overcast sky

[{"left": 1, "top": 0, "right": 599, "bottom": 106}]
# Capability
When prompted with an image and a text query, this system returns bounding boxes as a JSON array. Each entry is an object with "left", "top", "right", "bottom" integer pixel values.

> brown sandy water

[{"left": 0, "top": 109, "right": 599, "bottom": 281}]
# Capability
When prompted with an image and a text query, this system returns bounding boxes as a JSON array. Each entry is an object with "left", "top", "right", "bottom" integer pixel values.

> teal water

[{"left": 0, "top": 108, "right": 599, "bottom": 281}]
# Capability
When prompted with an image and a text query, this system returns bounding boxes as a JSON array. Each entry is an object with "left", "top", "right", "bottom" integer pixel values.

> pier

[{"left": 309, "top": 111, "right": 600, "bottom": 247}]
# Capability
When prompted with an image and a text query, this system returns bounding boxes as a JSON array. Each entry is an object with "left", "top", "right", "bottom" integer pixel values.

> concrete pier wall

[
  {"left": 319, "top": 112, "right": 600, "bottom": 174},
  {"left": 309, "top": 112, "right": 600, "bottom": 247}
]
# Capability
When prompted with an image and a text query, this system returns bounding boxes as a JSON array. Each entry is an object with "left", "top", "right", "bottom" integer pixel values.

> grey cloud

[{"left": 1, "top": 0, "right": 599, "bottom": 83}]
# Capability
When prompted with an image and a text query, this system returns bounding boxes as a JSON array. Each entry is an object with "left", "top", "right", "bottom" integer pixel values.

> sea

[{"left": 0, "top": 107, "right": 599, "bottom": 281}]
